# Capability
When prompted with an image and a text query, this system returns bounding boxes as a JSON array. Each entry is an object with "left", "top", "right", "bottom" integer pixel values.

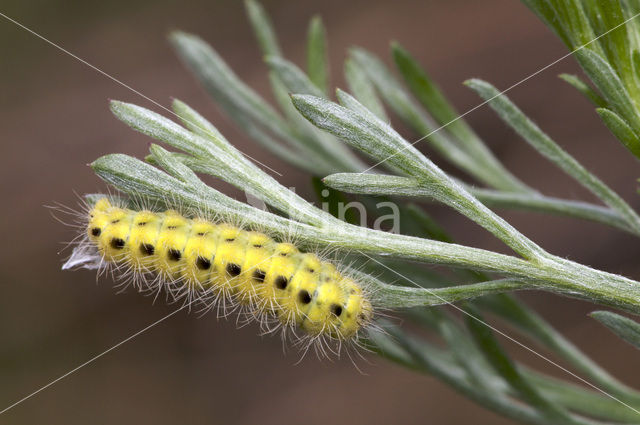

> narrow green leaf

[
  {"left": 148, "top": 144, "right": 202, "bottom": 186},
  {"left": 267, "top": 71, "right": 306, "bottom": 126},
  {"left": 411, "top": 303, "right": 640, "bottom": 421},
  {"left": 110, "top": 102, "right": 259, "bottom": 196},
  {"left": 265, "top": 56, "right": 368, "bottom": 172},
  {"left": 91, "top": 154, "right": 195, "bottom": 203},
  {"left": 350, "top": 47, "right": 420, "bottom": 120},
  {"left": 323, "top": 172, "right": 633, "bottom": 234},
  {"left": 244, "top": 0, "right": 282, "bottom": 57},
  {"left": 575, "top": 47, "right": 640, "bottom": 134},
  {"left": 169, "top": 31, "right": 290, "bottom": 143},
  {"left": 591, "top": 310, "right": 640, "bottom": 350},
  {"left": 310, "top": 176, "right": 358, "bottom": 225},
  {"left": 465, "top": 306, "right": 571, "bottom": 422},
  {"left": 370, "top": 322, "right": 462, "bottom": 377},
  {"left": 366, "top": 325, "right": 418, "bottom": 370},
  {"left": 558, "top": 73, "right": 607, "bottom": 107},
  {"left": 362, "top": 257, "right": 451, "bottom": 289},
  {"left": 291, "top": 93, "right": 431, "bottom": 177},
  {"left": 466, "top": 78, "right": 640, "bottom": 234},
  {"left": 380, "top": 325, "right": 549, "bottom": 425},
  {"left": 265, "top": 55, "right": 325, "bottom": 97},
  {"left": 334, "top": 90, "right": 402, "bottom": 175},
  {"left": 583, "top": 0, "right": 634, "bottom": 92},
  {"left": 111, "top": 100, "right": 209, "bottom": 159},
  {"left": 372, "top": 279, "right": 537, "bottom": 309},
  {"left": 524, "top": 368, "right": 640, "bottom": 423},
  {"left": 352, "top": 47, "right": 531, "bottom": 193},
  {"left": 110, "top": 100, "right": 336, "bottom": 226},
  {"left": 549, "top": 0, "right": 597, "bottom": 48},
  {"left": 171, "top": 99, "right": 227, "bottom": 148},
  {"left": 344, "top": 57, "right": 388, "bottom": 121},
  {"left": 267, "top": 71, "right": 340, "bottom": 170},
  {"left": 323, "top": 172, "right": 420, "bottom": 195},
  {"left": 293, "top": 94, "right": 546, "bottom": 259},
  {"left": 478, "top": 294, "right": 640, "bottom": 402},
  {"left": 223, "top": 103, "right": 315, "bottom": 173},
  {"left": 306, "top": 15, "right": 329, "bottom": 94},
  {"left": 634, "top": 49, "right": 640, "bottom": 78},
  {"left": 169, "top": 31, "right": 340, "bottom": 175},
  {"left": 146, "top": 152, "right": 222, "bottom": 181},
  {"left": 391, "top": 42, "right": 533, "bottom": 194},
  {"left": 469, "top": 187, "right": 633, "bottom": 234},
  {"left": 520, "top": 0, "right": 573, "bottom": 47},
  {"left": 597, "top": 107, "right": 640, "bottom": 160},
  {"left": 349, "top": 47, "right": 461, "bottom": 151},
  {"left": 420, "top": 310, "right": 499, "bottom": 390},
  {"left": 622, "top": 1, "right": 640, "bottom": 50},
  {"left": 335, "top": 89, "right": 387, "bottom": 126},
  {"left": 391, "top": 42, "right": 478, "bottom": 145},
  {"left": 170, "top": 99, "right": 307, "bottom": 179},
  {"left": 349, "top": 48, "right": 464, "bottom": 149}
]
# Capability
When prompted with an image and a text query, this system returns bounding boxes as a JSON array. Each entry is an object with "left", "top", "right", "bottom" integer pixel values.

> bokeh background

[{"left": 2, "top": 1, "right": 640, "bottom": 424}]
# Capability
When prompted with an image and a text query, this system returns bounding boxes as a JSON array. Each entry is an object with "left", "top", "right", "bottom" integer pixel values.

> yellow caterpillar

[{"left": 77, "top": 197, "right": 373, "bottom": 344}]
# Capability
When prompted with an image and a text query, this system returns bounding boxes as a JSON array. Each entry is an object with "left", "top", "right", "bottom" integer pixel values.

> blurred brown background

[{"left": 2, "top": 0, "right": 640, "bottom": 424}]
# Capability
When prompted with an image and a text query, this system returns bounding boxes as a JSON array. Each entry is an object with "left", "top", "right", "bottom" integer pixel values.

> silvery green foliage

[{"left": 89, "top": 1, "right": 640, "bottom": 423}]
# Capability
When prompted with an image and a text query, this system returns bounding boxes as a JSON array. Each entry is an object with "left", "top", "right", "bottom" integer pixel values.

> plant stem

[
  {"left": 467, "top": 78, "right": 640, "bottom": 235},
  {"left": 93, "top": 153, "right": 640, "bottom": 315},
  {"left": 323, "top": 172, "right": 636, "bottom": 235},
  {"left": 307, "top": 224, "right": 640, "bottom": 314},
  {"left": 366, "top": 278, "right": 538, "bottom": 309}
]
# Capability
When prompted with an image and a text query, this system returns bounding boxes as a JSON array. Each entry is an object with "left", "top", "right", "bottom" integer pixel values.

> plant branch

[
  {"left": 466, "top": 78, "right": 640, "bottom": 235},
  {"left": 323, "top": 172, "right": 636, "bottom": 234},
  {"left": 291, "top": 93, "right": 548, "bottom": 261}
]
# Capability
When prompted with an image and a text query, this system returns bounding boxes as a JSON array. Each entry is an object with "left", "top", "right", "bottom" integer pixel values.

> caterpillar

[{"left": 63, "top": 197, "right": 374, "bottom": 353}]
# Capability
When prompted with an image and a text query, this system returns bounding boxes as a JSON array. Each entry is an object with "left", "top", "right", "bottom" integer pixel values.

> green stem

[
  {"left": 465, "top": 305, "right": 578, "bottom": 424},
  {"left": 373, "top": 326, "right": 595, "bottom": 425},
  {"left": 409, "top": 306, "right": 640, "bottom": 422},
  {"left": 93, "top": 153, "right": 640, "bottom": 316},
  {"left": 323, "top": 172, "right": 636, "bottom": 235},
  {"left": 478, "top": 294, "right": 640, "bottom": 406},
  {"left": 468, "top": 187, "right": 634, "bottom": 234},
  {"left": 524, "top": 369, "right": 640, "bottom": 423},
  {"left": 351, "top": 47, "right": 532, "bottom": 193},
  {"left": 467, "top": 78, "right": 640, "bottom": 235},
  {"left": 324, "top": 224, "right": 640, "bottom": 314},
  {"left": 364, "top": 278, "right": 538, "bottom": 309},
  {"left": 292, "top": 93, "right": 548, "bottom": 261}
]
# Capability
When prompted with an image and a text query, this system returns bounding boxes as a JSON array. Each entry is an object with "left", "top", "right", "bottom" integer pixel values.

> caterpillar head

[
  {"left": 298, "top": 275, "right": 373, "bottom": 340},
  {"left": 332, "top": 279, "right": 373, "bottom": 339}
]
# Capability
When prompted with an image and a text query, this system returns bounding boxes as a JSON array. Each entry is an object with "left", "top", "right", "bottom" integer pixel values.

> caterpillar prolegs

[{"left": 66, "top": 197, "right": 374, "bottom": 350}]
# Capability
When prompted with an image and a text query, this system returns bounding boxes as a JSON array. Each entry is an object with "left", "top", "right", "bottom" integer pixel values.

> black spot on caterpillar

[
  {"left": 252, "top": 269, "right": 266, "bottom": 283},
  {"left": 63, "top": 198, "right": 374, "bottom": 352},
  {"left": 226, "top": 263, "right": 242, "bottom": 277},
  {"left": 140, "top": 243, "right": 155, "bottom": 256},
  {"left": 110, "top": 237, "right": 125, "bottom": 250},
  {"left": 274, "top": 276, "right": 289, "bottom": 290},
  {"left": 196, "top": 256, "right": 212, "bottom": 270},
  {"left": 167, "top": 249, "right": 182, "bottom": 262}
]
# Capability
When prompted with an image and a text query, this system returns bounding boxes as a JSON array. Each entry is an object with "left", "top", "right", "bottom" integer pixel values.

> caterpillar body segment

[{"left": 86, "top": 198, "right": 373, "bottom": 341}]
